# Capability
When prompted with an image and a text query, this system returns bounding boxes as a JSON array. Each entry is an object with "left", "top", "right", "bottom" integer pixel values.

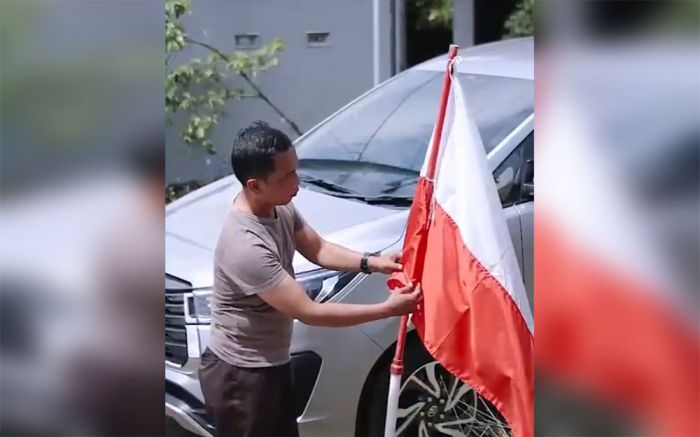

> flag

[
  {"left": 536, "top": 78, "right": 699, "bottom": 436},
  {"left": 388, "top": 78, "right": 534, "bottom": 437}
]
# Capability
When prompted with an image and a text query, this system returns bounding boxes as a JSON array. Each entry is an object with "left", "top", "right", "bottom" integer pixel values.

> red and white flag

[{"left": 389, "top": 77, "right": 534, "bottom": 437}]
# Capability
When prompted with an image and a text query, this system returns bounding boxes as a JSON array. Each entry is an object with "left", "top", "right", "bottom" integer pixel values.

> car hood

[{"left": 165, "top": 176, "right": 408, "bottom": 287}]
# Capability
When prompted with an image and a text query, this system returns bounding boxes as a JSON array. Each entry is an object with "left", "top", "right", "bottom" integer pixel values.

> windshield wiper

[
  {"left": 298, "top": 174, "right": 355, "bottom": 194},
  {"left": 365, "top": 196, "right": 413, "bottom": 206},
  {"left": 298, "top": 171, "right": 413, "bottom": 206},
  {"left": 313, "top": 190, "right": 413, "bottom": 206},
  {"left": 379, "top": 177, "right": 418, "bottom": 195},
  {"left": 359, "top": 195, "right": 414, "bottom": 206},
  {"left": 310, "top": 190, "right": 413, "bottom": 206}
]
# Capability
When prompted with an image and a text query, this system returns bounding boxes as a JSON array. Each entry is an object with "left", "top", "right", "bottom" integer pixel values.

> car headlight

[
  {"left": 186, "top": 289, "right": 213, "bottom": 324},
  {"left": 298, "top": 269, "right": 358, "bottom": 302}
]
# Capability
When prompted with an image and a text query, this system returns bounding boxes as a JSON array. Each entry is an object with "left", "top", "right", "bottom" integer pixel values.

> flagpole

[{"left": 384, "top": 43, "right": 459, "bottom": 437}]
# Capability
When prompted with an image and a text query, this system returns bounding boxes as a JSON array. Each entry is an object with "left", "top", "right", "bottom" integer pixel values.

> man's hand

[
  {"left": 369, "top": 252, "right": 403, "bottom": 274},
  {"left": 258, "top": 274, "right": 421, "bottom": 327},
  {"left": 382, "top": 283, "right": 422, "bottom": 316}
]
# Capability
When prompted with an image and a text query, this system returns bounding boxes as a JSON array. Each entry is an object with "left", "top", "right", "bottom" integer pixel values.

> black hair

[{"left": 230, "top": 121, "right": 293, "bottom": 184}]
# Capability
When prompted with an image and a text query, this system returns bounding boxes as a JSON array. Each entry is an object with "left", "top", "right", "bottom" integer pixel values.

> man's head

[{"left": 230, "top": 121, "right": 299, "bottom": 205}]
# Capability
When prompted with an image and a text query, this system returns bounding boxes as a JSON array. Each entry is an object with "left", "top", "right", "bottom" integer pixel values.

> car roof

[{"left": 414, "top": 37, "right": 533, "bottom": 80}]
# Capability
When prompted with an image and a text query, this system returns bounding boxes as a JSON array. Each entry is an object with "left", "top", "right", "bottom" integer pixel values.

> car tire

[{"left": 357, "top": 335, "right": 510, "bottom": 437}]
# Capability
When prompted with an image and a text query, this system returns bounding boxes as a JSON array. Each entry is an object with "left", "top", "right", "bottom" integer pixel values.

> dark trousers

[{"left": 199, "top": 349, "right": 299, "bottom": 437}]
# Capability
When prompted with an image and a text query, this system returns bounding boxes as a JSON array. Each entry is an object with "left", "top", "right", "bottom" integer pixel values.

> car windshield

[{"left": 295, "top": 70, "right": 533, "bottom": 201}]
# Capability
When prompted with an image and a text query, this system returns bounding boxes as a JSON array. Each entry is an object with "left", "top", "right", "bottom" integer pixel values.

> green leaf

[
  {"left": 504, "top": 0, "right": 534, "bottom": 38},
  {"left": 173, "top": 2, "right": 186, "bottom": 18}
]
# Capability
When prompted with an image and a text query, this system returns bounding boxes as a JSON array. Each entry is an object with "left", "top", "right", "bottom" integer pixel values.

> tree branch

[
  {"left": 184, "top": 37, "right": 227, "bottom": 60},
  {"left": 239, "top": 71, "right": 303, "bottom": 137},
  {"left": 184, "top": 36, "right": 303, "bottom": 137}
]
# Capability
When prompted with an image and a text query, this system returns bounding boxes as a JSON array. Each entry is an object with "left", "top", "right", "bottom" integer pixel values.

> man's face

[{"left": 249, "top": 148, "right": 300, "bottom": 206}]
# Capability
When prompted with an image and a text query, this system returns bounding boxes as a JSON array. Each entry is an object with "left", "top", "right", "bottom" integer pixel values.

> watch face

[{"left": 361, "top": 256, "right": 369, "bottom": 273}]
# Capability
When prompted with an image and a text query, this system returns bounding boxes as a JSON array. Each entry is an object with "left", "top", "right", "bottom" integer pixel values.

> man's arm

[
  {"left": 294, "top": 222, "right": 402, "bottom": 274},
  {"left": 257, "top": 273, "right": 420, "bottom": 328}
]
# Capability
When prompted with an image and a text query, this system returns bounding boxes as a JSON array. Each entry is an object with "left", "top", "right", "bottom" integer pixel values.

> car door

[
  {"left": 515, "top": 133, "right": 534, "bottom": 307},
  {"left": 493, "top": 131, "right": 534, "bottom": 310}
]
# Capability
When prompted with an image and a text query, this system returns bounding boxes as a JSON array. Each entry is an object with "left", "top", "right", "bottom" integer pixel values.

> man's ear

[{"left": 246, "top": 178, "right": 262, "bottom": 194}]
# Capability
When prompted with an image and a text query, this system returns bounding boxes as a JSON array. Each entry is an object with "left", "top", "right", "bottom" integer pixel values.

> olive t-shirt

[{"left": 207, "top": 202, "right": 304, "bottom": 367}]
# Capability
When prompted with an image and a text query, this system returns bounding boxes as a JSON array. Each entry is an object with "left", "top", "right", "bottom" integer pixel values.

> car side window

[
  {"left": 493, "top": 131, "right": 534, "bottom": 207},
  {"left": 520, "top": 132, "right": 534, "bottom": 200}
]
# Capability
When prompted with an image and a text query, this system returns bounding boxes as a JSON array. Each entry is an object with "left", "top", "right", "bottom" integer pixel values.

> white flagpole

[{"left": 384, "top": 373, "right": 402, "bottom": 437}]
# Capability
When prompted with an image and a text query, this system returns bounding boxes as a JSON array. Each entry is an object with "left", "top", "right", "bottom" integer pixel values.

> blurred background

[
  {"left": 535, "top": 1, "right": 699, "bottom": 436},
  {"left": 1, "top": 0, "right": 164, "bottom": 435},
  {"left": 1, "top": 0, "right": 697, "bottom": 436}
]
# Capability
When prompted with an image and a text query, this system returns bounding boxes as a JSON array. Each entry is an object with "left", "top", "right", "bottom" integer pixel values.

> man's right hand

[
  {"left": 258, "top": 273, "right": 423, "bottom": 328},
  {"left": 383, "top": 283, "right": 422, "bottom": 316}
]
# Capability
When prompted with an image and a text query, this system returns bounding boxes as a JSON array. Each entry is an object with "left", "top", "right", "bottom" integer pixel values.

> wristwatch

[{"left": 360, "top": 252, "right": 373, "bottom": 274}]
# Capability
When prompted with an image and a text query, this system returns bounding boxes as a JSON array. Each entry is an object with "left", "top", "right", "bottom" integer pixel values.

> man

[{"left": 199, "top": 122, "right": 420, "bottom": 437}]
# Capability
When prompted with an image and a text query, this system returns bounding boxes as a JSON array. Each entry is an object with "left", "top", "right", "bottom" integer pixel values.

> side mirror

[{"left": 522, "top": 159, "right": 534, "bottom": 199}]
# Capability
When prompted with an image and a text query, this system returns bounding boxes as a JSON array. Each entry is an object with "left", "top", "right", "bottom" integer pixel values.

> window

[
  {"left": 493, "top": 132, "right": 534, "bottom": 207},
  {"left": 306, "top": 31, "right": 330, "bottom": 47},
  {"left": 234, "top": 33, "right": 259, "bottom": 49}
]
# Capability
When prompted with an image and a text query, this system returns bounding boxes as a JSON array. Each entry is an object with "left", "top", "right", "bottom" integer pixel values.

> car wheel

[{"left": 359, "top": 335, "right": 510, "bottom": 437}]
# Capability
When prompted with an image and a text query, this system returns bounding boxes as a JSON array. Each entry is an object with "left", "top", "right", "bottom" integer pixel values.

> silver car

[{"left": 165, "top": 37, "right": 533, "bottom": 437}]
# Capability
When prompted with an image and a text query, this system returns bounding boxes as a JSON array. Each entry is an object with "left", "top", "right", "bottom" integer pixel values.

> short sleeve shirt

[{"left": 207, "top": 202, "right": 305, "bottom": 367}]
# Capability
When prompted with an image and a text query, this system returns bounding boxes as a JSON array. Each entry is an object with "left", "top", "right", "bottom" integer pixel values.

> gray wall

[{"left": 167, "top": 0, "right": 395, "bottom": 185}]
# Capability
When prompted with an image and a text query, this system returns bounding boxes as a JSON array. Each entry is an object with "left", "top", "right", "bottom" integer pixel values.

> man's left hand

[{"left": 368, "top": 252, "right": 403, "bottom": 274}]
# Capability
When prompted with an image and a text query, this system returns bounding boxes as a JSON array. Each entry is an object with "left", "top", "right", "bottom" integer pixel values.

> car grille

[{"left": 165, "top": 274, "right": 191, "bottom": 366}]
